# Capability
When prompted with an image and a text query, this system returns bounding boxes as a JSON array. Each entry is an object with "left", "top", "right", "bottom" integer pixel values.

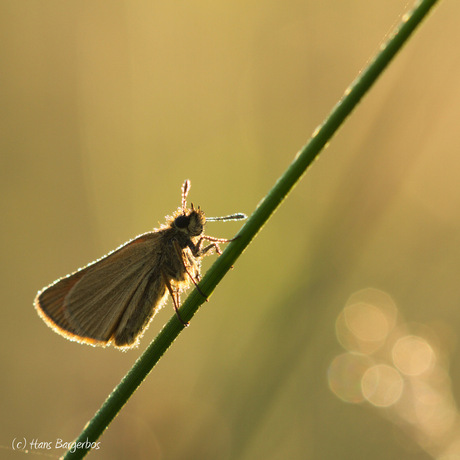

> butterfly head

[{"left": 173, "top": 204, "right": 205, "bottom": 237}]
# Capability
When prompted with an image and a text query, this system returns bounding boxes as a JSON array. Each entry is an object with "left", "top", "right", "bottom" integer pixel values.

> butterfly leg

[
  {"left": 194, "top": 235, "right": 241, "bottom": 267},
  {"left": 201, "top": 242, "right": 222, "bottom": 256},
  {"left": 163, "top": 272, "right": 189, "bottom": 326},
  {"left": 195, "top": 234, "right": 240, "bottom": 257}
]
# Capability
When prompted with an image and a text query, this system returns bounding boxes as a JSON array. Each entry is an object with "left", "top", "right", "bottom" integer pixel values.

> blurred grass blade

[{"left": 64, "top": 0, "right": 440, "bottom": 457}]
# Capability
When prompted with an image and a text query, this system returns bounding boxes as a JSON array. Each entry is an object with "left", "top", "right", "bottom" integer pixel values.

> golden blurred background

[{"left": 2, "top": 1, "right": 460, "bottom": 459}]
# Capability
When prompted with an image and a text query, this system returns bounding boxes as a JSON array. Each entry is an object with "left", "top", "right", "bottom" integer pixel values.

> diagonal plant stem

[{"left": 64, "top": 0, "right": 440, "bottom": 457}]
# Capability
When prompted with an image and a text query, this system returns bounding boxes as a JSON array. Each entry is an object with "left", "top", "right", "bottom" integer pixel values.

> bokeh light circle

[{"left": 361, "top": 364, "right": 404, "bottom": 407}]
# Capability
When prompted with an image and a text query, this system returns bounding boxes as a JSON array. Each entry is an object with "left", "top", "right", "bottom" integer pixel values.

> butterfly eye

[{"left": 174, "top": 215, "right": 189, "bottom": 229}]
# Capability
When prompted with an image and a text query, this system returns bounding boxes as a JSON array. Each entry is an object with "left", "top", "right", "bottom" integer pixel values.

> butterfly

[{"left": 34, "top": 180, "right": 246, "bottom": 349}]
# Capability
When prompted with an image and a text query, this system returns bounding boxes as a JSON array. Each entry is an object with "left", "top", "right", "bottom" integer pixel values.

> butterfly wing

[{"left": 35, "top": 231, "right": 168, "bottom": 348}]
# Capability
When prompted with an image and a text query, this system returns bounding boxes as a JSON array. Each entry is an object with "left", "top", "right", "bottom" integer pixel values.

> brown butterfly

[{"left": 34, "top": 180, "right": 246, "bottom": 349}]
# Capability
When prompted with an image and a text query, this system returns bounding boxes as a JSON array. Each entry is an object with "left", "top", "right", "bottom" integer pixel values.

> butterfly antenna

[
  {"left": 181, "top": 180, "right": 191, "bottom": 211},
  {"left": 207, "top": 213, "right": 247, "bottom": 222}
]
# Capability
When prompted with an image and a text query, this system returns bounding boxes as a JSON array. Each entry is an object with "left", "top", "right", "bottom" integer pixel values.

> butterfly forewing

[
  {"left": 35, "top": 269, "right": 89, "bottom": 340},
  {"left": 35, "top": 232, "right": 166, "bottom": 347}
]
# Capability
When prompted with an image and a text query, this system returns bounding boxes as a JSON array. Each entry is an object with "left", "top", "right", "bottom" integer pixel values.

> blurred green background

[{"left": 2, "top": 1, "right": 460, "bottom": 459}]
